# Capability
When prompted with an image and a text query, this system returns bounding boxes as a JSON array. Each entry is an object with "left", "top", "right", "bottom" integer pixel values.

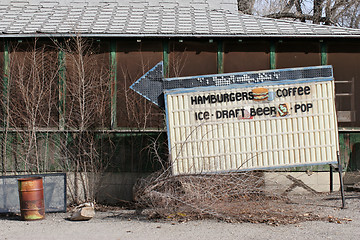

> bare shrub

[
  {"left": 0, "top": 37, "right": 113, "bottom": 204},
  {"left": 1, "top": 39, "right": 59, "bottom": 173},
  {"left": 56, "top": 36, "right": 112, "bottom": 203},
  {"left": 134, "top": 169, "right": 327, "bottom": 224}
]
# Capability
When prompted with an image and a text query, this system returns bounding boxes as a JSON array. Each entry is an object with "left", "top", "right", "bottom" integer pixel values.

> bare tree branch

[{"left": 256, "top": 0, "right": 360, "bottom": 28}]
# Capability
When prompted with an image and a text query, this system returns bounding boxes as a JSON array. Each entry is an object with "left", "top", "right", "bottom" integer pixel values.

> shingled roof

[{"left": 1, "top": 0, "right": 360, "bottom": 38}]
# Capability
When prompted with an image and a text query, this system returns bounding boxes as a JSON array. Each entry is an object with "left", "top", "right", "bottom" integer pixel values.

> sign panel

[{"left": 165, "top": 73, "right": 338, "bottom": 175}]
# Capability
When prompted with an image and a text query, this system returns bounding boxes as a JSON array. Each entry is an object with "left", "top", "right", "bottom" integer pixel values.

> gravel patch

[{"left": 1, "top": 192, "right": 360, "bottom": 240}]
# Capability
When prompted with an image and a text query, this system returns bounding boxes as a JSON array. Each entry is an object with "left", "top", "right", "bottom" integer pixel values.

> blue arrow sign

[{"left": 130, "top": 61, "right": 333, "bottom": 108}]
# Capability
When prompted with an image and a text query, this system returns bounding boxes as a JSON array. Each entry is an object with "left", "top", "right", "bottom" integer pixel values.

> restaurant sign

[{"left": 164, "top": 66, "right": 339, "bottom": 175}]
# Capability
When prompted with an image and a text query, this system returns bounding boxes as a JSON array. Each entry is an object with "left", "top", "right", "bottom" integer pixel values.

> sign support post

[
  {"left": 330, "top": 164, "right": 334, "bottom": 192},
  {"left": 337, "top": 152, "right": 346, "bottom": 208}
]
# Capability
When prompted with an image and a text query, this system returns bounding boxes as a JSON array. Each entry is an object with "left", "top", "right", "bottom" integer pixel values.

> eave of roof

[
  {"left": 2, "top": 33, "right": 360, "bottom": 38},
  {"left": 1, "top": 1, "right": 360, "bottom": 38}
]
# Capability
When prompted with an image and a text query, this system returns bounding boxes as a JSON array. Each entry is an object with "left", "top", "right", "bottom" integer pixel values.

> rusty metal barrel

[{"left": 18, "top": 177, "right": 45, "bottom": 221}]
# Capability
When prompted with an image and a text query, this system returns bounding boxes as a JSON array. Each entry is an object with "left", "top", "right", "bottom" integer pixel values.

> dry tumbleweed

[{"left": 134, "top": 170, "right": 329, "bottom": 224}]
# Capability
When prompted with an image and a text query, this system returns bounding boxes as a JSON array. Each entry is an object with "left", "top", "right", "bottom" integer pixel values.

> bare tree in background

[
  {"left": 238, "top": 0, "right": 256, "bottom": 14},
  {"left": 240, "top": 0, "right": 360, "bottom": 28}
]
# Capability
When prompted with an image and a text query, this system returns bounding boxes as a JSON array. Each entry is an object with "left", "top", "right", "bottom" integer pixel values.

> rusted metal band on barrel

[{"left": 19, "top": 188, "right": 44, "bottom": 192}]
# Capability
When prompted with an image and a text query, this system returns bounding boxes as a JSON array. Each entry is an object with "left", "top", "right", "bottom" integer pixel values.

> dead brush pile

[{"left": 134, "top": 171, "right": 324, "bottom": 225}]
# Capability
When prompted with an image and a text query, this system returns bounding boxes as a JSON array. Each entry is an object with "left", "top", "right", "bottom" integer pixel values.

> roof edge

[{"left": 2, "top": 33, "right": 360, "bottom": 38}]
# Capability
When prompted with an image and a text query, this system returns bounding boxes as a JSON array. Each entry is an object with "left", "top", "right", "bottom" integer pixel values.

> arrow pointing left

[{"left": 130, "top": 62, "right": 165, "bottom": 107}]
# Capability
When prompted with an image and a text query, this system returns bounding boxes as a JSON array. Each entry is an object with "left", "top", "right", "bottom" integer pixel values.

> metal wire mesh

[{"left": 0, "top": 173, "right": 66, "bottom": 213}]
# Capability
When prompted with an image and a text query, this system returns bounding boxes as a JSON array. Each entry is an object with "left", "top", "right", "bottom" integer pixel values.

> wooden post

[
  {"left": 163, "top": 40, "right": 169, "bottom": 78},
  {"left": 58, "top": 48, "right": 66, "bottom": 130},
  {"left": 270, "top": 41, "right": 276, "bottom": 70},
  {"left": 2, "top": 41, "right": 10, "bottom": 173},
  {"left": 110, "top": 39, "right": 117, "bottom": 129},
  {"left": 323, "top": 41, "right": 333, "bottom": 193},
  {"left": 320, "top": 40, "right": 327, "bottom": 65},
  {"left": 2, "top": 41, "right": 9, "bottom": 124},
  {"left": 217, "top": 40, "right": 224, "bottom": 74},
  {"left": 3, "top": 41, "right": 9, "bottom": 114}
]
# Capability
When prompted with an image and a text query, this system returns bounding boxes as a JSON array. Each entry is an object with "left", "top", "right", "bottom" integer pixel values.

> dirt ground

[{"left": 1, "top": 191, "right": 360, "bottom": 240}]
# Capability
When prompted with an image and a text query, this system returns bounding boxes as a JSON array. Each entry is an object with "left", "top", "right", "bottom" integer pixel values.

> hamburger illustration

[{"left": 252, "top": 88, "right": 269, "bottom": 101}]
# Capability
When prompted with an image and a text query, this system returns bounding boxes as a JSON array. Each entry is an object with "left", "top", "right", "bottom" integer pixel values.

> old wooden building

[{"left": 1, "top": 0, "right": 360, "bottom": 202}]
